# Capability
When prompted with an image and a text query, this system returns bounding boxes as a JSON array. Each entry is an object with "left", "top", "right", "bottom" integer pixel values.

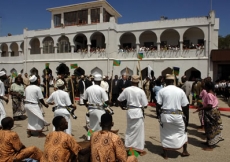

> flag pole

[
  {"left": 109, "top": 66, "right": 114, "bottom": 104},
  {"left": 138, "top": 60, "right": 143, "bottom": 88}
]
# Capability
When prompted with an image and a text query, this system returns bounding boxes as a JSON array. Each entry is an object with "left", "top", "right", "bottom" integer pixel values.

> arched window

[
  {"left": 43, "top": 37, "right": 54, "bottom": 54},
  {"left": 57, "top": 36, "right": 70, "bottom": 53}
]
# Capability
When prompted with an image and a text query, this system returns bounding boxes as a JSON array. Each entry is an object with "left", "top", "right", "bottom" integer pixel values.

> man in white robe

[
  {"left": 46, "top": 79, "right": 76, "bottom": 135},
  {"left": 157, "top": 74, "right": 190, "bottom": 159},
  {"left": 0, "top": 71, "right": 9, "bottom": 128},
  {"left": 83, "top": 74, "right": 108, "bottom": 134},
  {"left": 79, "top": 75, "right": 85, "bottom": 105},
  {"left": 24, "top": 75, "right": 49, "bottom": 137},
  {"left": 117, "top": 75, "right": 148, "bottom": 155}
]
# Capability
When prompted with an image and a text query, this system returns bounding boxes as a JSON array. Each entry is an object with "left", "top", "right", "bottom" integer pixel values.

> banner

[
  {"left": 113, "top": 60, "right": 121, "bottom": 66},
  {"left": 70, "top": 64, "right": 78, "bottom": 69},
  {"left": 45, "top": 63, "right": 50, "bottom": 68},
  {"left": 173, "top": 67, "right": 180, "bottom": 76},
  {"left": 137, "top": 52, "right": 143, "bottom": 60}
]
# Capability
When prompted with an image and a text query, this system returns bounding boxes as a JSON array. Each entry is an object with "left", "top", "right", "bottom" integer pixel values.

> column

[
  {"left": 136, "top": 43, "right": 140, "bottom": 53},
  {"left": 100, "top": 7, "right": 103, "bottom": 23},
  {"left": 157, "top": 42, "right": 161, "bottom": 52},
  {"left": 54, "top": 46, "right": 57, "bottom": 54},
  {"left": 8, "top": 51, "right": 12, "bottom": 57},
  {"left": 87, "top": 44, "right": 91, "bottom": 54},
  {"left": 61, "top": 12, "right": 64, "bottom": 24},
  {"left": 180, "top": 41, "right": 183, "bottom": 56},
  {"left": 71, "top": 45, "right": 75, "bottom": 53},
  {"left": 88, "top": 9, "right": 91, "bottom": 24},
  {"left": 40, "top": 47, "right": 43, "bottom": 55}
]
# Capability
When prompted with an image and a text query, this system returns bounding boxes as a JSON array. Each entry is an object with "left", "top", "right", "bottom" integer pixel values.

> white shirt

[
  {"left": 0, "top": 80, "right": 5, "bottom": 97},
  {"left": 24, "top": 85, "right": 43, "bottom": 104},
  {"left": 100, "top": 80, "right": 109, "bottom": 92},
  {"left": 157, "top": 85, "right": 188, "bottom": 111},
  {"left": 118, "top": 86, "right": 148, "bottom": 119},
  {"left": 83, "top": 85, "right": 108, "bottom": 105},
  {"left": 46, "top": 90, "right": 72, "bottom": 107}
]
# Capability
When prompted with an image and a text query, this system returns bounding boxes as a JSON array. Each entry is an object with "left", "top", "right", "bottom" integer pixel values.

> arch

[
  {"left": 10, "top": 42, "right": 19, "bottom": 56},
  {"left": 74, "top": 34, "right": 87, "bottom": 52},
  {"left": 90, "top": 32, "right": 105, "bottom": 49},
  {"left": 161, "top": 67, "right": 173, "bottom": 76},
  {"left": 184, "top": 67, "right": 201, "bottom": 81},
  {"left": 20, "top": 42, "right": 24, "bottom": 53},
  {"left": 139, "top": 31, "right": 157, "bottom": 49},
  {"left": 1, "top": 68, "right": 7, "bottom": 74},
  {"left": 30, "top": 38, "right": 41, "bottom": 54},
  {"left": 57, "top": 35, "right": 71, "bottom": 53},
  {"left": 120, "top": 32, "right": 136, "bottom": 50},
  {"left": 30, "top": 67, "right": 39, "bottom": 76},
  {"left": 43, "top": 37, "right": 54, "bottom": 54},
  {"left": 183, "top": 27, "right": 205, "bottom": 49},
  {"left": 91, "top": 67, "right": 103, "bottom": 76},
  {"left": 1, "top": 43, "right": 9, "bottom": 57},
  {"left": 120, "top": 68, "right": 133, "bottom": 76},
  {"left": 160, "top": 29, "right": 180, "bottom": 48},
  {"left": 10, "top": 68, "right": 17, "bottom": 74}
]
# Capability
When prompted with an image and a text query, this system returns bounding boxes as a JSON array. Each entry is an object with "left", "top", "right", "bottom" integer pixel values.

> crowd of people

[
  {"left": 0, "top": 69, "right": 225, "bottom": 161},
  {"left": 76, "top": 47, "right": 106, "bottom": 54}
]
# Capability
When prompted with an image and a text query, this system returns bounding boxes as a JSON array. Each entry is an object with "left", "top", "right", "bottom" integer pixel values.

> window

[
  {"left": 43, "top": 39, "right": 54, "bottom": 54},
  {"left": 197, "top": 39, "right": 204, "bottom": 46},
  {"left": 57, "top": 37, "right": 70, "bottom": 53},
  {"left": 54, "top": 14, "right": 61, "bottom": 27},
  {"left": 91, "top": 8, "right": 100, "bottom": 23},
  {"left": 161, "top": 41, "right": 167, "bottom": 46},
  {"left": 183, "top": 40, "right": 190, "bottom": 48},
  {"left": 64, "top": 11, "right": 77, "bottom": 26},
  {"left": 2, "top": 51, "right": 8, "bottom": 57},
  {"left": 144, "top": 42, "right": 154, "bottom": 47},
  {"left": 103, "top": 9, "right": 111, "bottom": 22},
  {"left": 77, "top": 10, "right": 88, "bottom": 25}
]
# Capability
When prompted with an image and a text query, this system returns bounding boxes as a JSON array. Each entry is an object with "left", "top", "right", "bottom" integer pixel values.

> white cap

[
  {"left": 94, "top": 74, "right": 102, "bottom": 81},
  {"left": 0, "top": 71, "right": 6, "bottom": 77},
  {"left": 56, "top": 79, "right": 64, "bottom": 87},
  {"left": 103, "top": 75, "right": 106, "bottom": 79},
  {"left": 29, "top": 75, "right": 37, "bottom": 82}
]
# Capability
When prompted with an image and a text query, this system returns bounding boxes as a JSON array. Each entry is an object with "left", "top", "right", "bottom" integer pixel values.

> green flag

[
  {"left": 70, "top": 64, "right": 78, "bottom": 69},
  {"left": 173, "top": 67, "right": 180, "bottom": 76},
  {"left": 45, "top": 63, "right": 50, "bottom": 68},
  {"left": 113, "top": 60, "right": 121, "bottom": 66},
  {"left": 87, "top": 129, "right": 94, "bottom": 137},
  {"left": 12, "top": 72, "right": 17, "bottom": 78},
  {"left": 137, "top": 52, "right": 143, "bottom": 60},
  {"left": 128, "top": 148, "right": 139, "bottom": 157}
]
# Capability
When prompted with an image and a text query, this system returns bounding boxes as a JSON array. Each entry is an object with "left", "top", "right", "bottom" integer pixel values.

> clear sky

[{"left": 0, "top": 0, "right": 229, "bottom": 37}]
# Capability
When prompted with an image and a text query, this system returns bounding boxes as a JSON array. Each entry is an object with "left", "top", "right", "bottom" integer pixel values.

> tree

[{"left": 218, "top": 34, "right": 230, "bottom": 49}]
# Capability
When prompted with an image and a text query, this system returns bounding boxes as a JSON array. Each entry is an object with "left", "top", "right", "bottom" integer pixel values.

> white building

[{"left": 0, "top": 0, "right": 219, "bottom": 80}]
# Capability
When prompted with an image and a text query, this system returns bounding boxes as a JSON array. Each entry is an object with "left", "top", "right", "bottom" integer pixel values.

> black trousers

[{"left": 182, "top": 104, "right": 189, "bottom": 127}]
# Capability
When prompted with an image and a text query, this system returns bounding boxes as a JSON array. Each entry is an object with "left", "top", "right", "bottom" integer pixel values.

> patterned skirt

[
  {"left": 204, "top": 108, "right": 224, "bottom": 146},
  {"left": 12, "top": 98, "right": 25, "bottom": 117}
]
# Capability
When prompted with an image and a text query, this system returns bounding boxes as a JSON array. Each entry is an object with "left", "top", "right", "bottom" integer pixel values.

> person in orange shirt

[
  {"left": 91, "top": 113, "right": 137, "bottom": 162},
  {"left": 40, "top": 116, "right": 82, "bottom": 162},
  {"left": 0, "top": 117, "right": 42, "bottom": 162}
]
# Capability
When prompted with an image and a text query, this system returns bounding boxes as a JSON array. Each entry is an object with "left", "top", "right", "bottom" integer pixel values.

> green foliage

[{"left": 218, "top": 35, "right": 230, "bottom": 49}]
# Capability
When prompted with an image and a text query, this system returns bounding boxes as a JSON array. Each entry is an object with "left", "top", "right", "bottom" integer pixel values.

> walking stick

[
  {"left": 46, "top": 70, "right": 48, "bottom": 98},
  {"left": 70, "top": 76, "right": 76, "bottom": 106}
]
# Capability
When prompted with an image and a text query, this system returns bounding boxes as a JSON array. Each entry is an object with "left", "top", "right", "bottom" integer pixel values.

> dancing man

[{"left": 118, "top": 75, "right": 148, "bottom": 155}]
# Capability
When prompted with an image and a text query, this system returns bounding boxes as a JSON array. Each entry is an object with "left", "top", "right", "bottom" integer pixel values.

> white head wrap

[
  {"left": 29, "top": 75, "right": 37, "bottom": 83},
  {"left": 56, "top": 79, "right": 65, "bottom": 87},
  {"left": 0, "top": 71, "right": 6, "bottom": 77},
  {"left": 94, "top": 74, "right": 102, "bottom": 81}
]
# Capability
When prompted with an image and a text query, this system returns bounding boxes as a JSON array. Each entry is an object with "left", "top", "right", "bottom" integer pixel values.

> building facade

[{"left": 0, "top": 0, "right": 219, "bottom": 80}]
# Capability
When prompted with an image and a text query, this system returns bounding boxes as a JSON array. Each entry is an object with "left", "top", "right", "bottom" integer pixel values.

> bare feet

[
  {"left": 161, "top": 153, "right": 168, "bottom": 160},
  {"left": 181, "top": 151, "right": 190, "bottom": 157},
  {"left": 139, "top": 151, "right": 147, "bottom": 156}
]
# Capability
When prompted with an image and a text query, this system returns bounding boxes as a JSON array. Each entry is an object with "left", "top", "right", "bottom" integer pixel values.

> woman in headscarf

[
  {"left": 196, "top": 81, "right": 224, "bottom": 151},
  {"left": 10, "top": 76, "right": 25, "bottom": 120}
]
